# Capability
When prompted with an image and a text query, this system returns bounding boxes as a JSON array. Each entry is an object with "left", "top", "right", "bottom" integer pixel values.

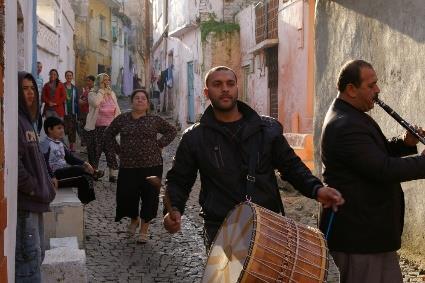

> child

[{"left": 40, "top": 116, "right": 104, "bottom": 204}]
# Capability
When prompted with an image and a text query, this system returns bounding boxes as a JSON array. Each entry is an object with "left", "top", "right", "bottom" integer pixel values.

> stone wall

[
  {"left": 314, "top": 0, "right": 425, "bottom": 266},
  {"left": 202, "top": 30, "right": 241, "bottom": 96},
  {"left": 223, "top": 0, "right": 258, "bottom": 22}
]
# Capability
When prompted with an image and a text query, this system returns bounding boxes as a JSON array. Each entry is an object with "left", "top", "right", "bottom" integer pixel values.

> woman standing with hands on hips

[
  {"left": 84, "top": 73, "right": 120, "bottom": 182},
  {"left": 104, "top": 89, "right": 177, "bottom": 243}
]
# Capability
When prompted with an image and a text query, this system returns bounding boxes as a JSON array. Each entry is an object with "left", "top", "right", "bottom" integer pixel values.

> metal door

[{"left": 187, "top": 61, "right": 195, "bottom": 123}]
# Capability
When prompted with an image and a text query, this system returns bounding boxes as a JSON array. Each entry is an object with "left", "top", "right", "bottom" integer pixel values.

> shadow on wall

[{"left": 331, "top": 0, "right": 425, "bottom": 43}]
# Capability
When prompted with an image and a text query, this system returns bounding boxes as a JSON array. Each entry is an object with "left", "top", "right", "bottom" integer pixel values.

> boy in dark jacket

[
  {"left": 17, "top": 72, "right": 56, "bottom": 283},
  {"left": 40, "top": 117, "right": 104, "bottom": 204}
]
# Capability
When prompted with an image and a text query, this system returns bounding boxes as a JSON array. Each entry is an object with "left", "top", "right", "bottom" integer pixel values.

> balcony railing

[{"left": 37, "top": 18, "right": 59, "bottom": 55}]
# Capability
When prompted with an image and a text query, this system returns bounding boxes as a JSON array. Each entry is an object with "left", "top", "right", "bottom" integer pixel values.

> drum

[{"left": 202, "top": 202, "right": 329, "bottom": 283}]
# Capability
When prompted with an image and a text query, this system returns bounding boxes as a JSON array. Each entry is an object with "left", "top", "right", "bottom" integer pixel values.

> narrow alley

[{"left": 80, "top": 98, "right": 425, "bottom": 283}]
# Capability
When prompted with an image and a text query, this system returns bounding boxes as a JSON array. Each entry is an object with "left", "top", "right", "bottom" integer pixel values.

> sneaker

[
  {"left": 109, "top": 176, "right": 117, "bottom": 183},
  {"left": 92, "top": 170, "right": 104, "bottom": 181}
]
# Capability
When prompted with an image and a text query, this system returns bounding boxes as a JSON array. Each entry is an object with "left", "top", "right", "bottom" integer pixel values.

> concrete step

[
  {"left": 41, "top": 247, "right": 87, "bottom": 283},
  {"left": 283, "top": 133, "right": 314, "bottom": 170},
  {"left": 44, "top": 188, "right": 84, "bottom": 249}
]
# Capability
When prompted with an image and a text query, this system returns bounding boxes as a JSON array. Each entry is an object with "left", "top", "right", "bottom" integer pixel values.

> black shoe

[{"left": 109, "top": 176, "right": 117, "bottom": 183}]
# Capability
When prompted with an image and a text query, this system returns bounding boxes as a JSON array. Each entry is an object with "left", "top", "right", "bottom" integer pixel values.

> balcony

[{"left": 37, "top": 18, "right": 59, "bottom": 55}]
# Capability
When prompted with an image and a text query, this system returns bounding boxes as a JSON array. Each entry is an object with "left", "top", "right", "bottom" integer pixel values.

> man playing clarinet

[{"left": 320, "top": 59, "right": 425, "bottom": 283}]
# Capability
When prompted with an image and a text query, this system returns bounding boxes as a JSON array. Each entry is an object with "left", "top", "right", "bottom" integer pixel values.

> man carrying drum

[{"left": 163, "top": 66, "right": 345, "bottom": 250}]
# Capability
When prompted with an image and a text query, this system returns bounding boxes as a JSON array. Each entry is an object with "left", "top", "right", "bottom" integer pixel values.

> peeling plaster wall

[
  {"left": 314, "top": 0, "right": 425, "bottom": 265},
  {"left": 278, "top": 0, "right": 314, "bottom": 133},
  {"left": 202, "top": 30, "right": 241, "bottom": 100},
  {"left": 168, "top": 30, "right": 204, "bottom": 129},
  {"left": 236, "top": 4, "right": 269, "bottom": 115}
]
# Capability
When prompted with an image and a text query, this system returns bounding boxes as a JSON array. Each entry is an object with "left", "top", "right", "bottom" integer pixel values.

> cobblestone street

[
  {"left": 83, "top": 112, "right": 207, "bottom": 282},
  {"left": 81, "top": 99, "right": 425, "bottom": 283}
]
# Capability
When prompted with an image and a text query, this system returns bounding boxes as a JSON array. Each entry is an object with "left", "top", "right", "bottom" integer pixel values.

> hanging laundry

[
  {"left": 166, "top": 65, "right": 173, "bottom": 88},
  {"left": 157, "top": 69, "right": 168, "bottom": 92}
]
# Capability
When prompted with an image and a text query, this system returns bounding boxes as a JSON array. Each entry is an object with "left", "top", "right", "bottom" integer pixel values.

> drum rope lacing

[
  {"left": 251, "top": 241, "right": 328, "bottom": 279},
  {"left": 257, "top": 211, "right": 329, "bottom": 253},
  {"left": 255, "top": 230, "right": 328, "bottom": 259},
  {"left": 239, "top": 207, "right": 329, "bottom": 282}
]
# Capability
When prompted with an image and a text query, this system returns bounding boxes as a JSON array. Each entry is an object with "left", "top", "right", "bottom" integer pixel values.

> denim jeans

[{"left": 15, "top": 211, "right": 44, "bottom": 283}]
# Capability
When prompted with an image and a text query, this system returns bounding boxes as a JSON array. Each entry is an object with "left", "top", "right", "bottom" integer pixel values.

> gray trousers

[
  {"left": 331, "top": 251, "right": 403, "bottom": 283},
  {"left": 15, "top": 211, "right": 44, "bottom": 283}
]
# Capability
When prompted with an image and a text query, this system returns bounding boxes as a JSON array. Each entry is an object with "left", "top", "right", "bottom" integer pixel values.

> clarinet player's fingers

[{"left": 417, "top": 126, "right": 425, "bottom": 137}]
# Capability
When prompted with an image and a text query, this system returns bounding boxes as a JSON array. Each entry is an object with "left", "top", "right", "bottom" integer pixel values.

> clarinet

[{"left": 374, "top": 97, "right": 425, "bottom": 145}]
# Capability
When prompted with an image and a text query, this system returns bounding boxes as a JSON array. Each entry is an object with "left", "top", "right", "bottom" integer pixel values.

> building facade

[
  {"left": 151, "top": 0, "right": 255, "bottom": 129},
  {"left": 111, "top": 5, "right": 132, "bottom": 96},
  {"left": 236, "top": 0, "right": 315, "bottom": 169},
  {"left": 72, "top": 0, "right": 119, "bottom": 87},
  {"left": 37, "top": 0, "right": 76, "bottom": 81}
]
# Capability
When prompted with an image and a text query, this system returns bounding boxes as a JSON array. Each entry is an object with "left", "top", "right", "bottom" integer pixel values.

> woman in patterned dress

[{"left": 104, "top": 89, "right": 177, "bottom": 243}]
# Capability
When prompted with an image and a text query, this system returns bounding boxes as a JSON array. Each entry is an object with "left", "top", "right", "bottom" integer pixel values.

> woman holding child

[{"left": 104, "top": 89, "right": 177, "bottom": 243}]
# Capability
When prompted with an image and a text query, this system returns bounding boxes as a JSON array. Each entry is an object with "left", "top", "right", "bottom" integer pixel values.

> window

[{"left": 99, "top": 15, "right": 107, "bottom": 40}]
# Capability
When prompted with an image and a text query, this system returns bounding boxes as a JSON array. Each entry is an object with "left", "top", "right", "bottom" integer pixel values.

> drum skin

[{"left": 202, "top": 202, "right": 329, "bottom": 283}]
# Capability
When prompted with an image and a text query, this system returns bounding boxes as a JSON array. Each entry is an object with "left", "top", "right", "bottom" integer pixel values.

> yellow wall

[{"left": 75, "top": 0, "right": 112, "bottom": 86}]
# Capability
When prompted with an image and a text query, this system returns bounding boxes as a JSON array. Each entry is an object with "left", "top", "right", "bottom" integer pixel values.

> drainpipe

[
  {"left": 163, "top": 0, "right": 168, "bottom": 112},
  {"left": 32, "top": 0, "right": 38, "bottom": 76}
]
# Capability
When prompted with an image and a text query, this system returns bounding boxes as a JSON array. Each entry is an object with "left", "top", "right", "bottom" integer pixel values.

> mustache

[{"left": 373, "top": 93, "right": 379, "bottom": 101}]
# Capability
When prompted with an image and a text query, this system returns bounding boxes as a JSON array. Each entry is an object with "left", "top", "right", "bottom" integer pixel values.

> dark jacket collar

[
  {"left": 200, "top": 100, "right": 263, "bottom": 140},
  {"left": 334, "top": 98, "right": 374, "bottom": 121},
  {"left": 333, "top": 97, "right": 384, "bottom": 134}
]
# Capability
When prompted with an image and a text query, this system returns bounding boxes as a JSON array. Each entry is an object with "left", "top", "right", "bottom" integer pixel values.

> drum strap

[
  {"left": 245, "top": 134, "right": 259, "bottom": 201},
  {"left": 246, "top": 132, "right": 285, "bottom": 216}
]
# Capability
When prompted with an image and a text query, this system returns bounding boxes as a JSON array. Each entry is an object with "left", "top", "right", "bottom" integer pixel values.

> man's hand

[
  {"left": 51, "top": 177, "right": 58, "bottom": 191},
  {"left": 83, "top": 162, "right": 95, "bottom": 175},
  {"left": 163, "top": 210, "right": 182, "bottom": 234},
  {"left": 316, "top": 186, "right": 344, "bottom": 212},
  {"left": 403, "top": 126, "right": 425, "bottom": 147},
  {"left": 48, "top": 101, "right": 57, "bottom": 107}
]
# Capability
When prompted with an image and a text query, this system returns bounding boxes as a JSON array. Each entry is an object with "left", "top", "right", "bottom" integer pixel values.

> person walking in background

[
  {"left": 17, "top": 71, "right": 56, "bottom": 282},
  {"left": 63, "top": 71, "right": 79, "bottom": 152},
  {"left": 104, "top": 89, "right": 176, "bottom": 243},
  {"left": 84, "top": 73, "right": 121, "bottom": 182},
  {"left": 35, "top": 62, "right": 44, "bottom": 95},
  {"left": 42, "top": 69, "right": 66, "bottom": 119},
  {"left": 78, "top": 75, "right": 95, "bottom": 147},
  {"left": 35, "top": 62, "right": 44, "bottom": 133}
]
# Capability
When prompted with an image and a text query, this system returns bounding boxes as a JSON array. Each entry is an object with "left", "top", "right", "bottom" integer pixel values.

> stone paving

[
  {"left": 84, "top": 133, "right": 206, "bottom": 283},
  {"left": 81, "top": 97, "right": 424, "bottom": 282}
]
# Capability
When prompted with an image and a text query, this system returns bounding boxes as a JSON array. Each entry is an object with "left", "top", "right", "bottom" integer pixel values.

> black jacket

[
  {"left": 166, "top": 101, "right": 323, "bottom": 222},
  {"left": 320, "top": 98, "right": 425, "bottom": 253}
]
